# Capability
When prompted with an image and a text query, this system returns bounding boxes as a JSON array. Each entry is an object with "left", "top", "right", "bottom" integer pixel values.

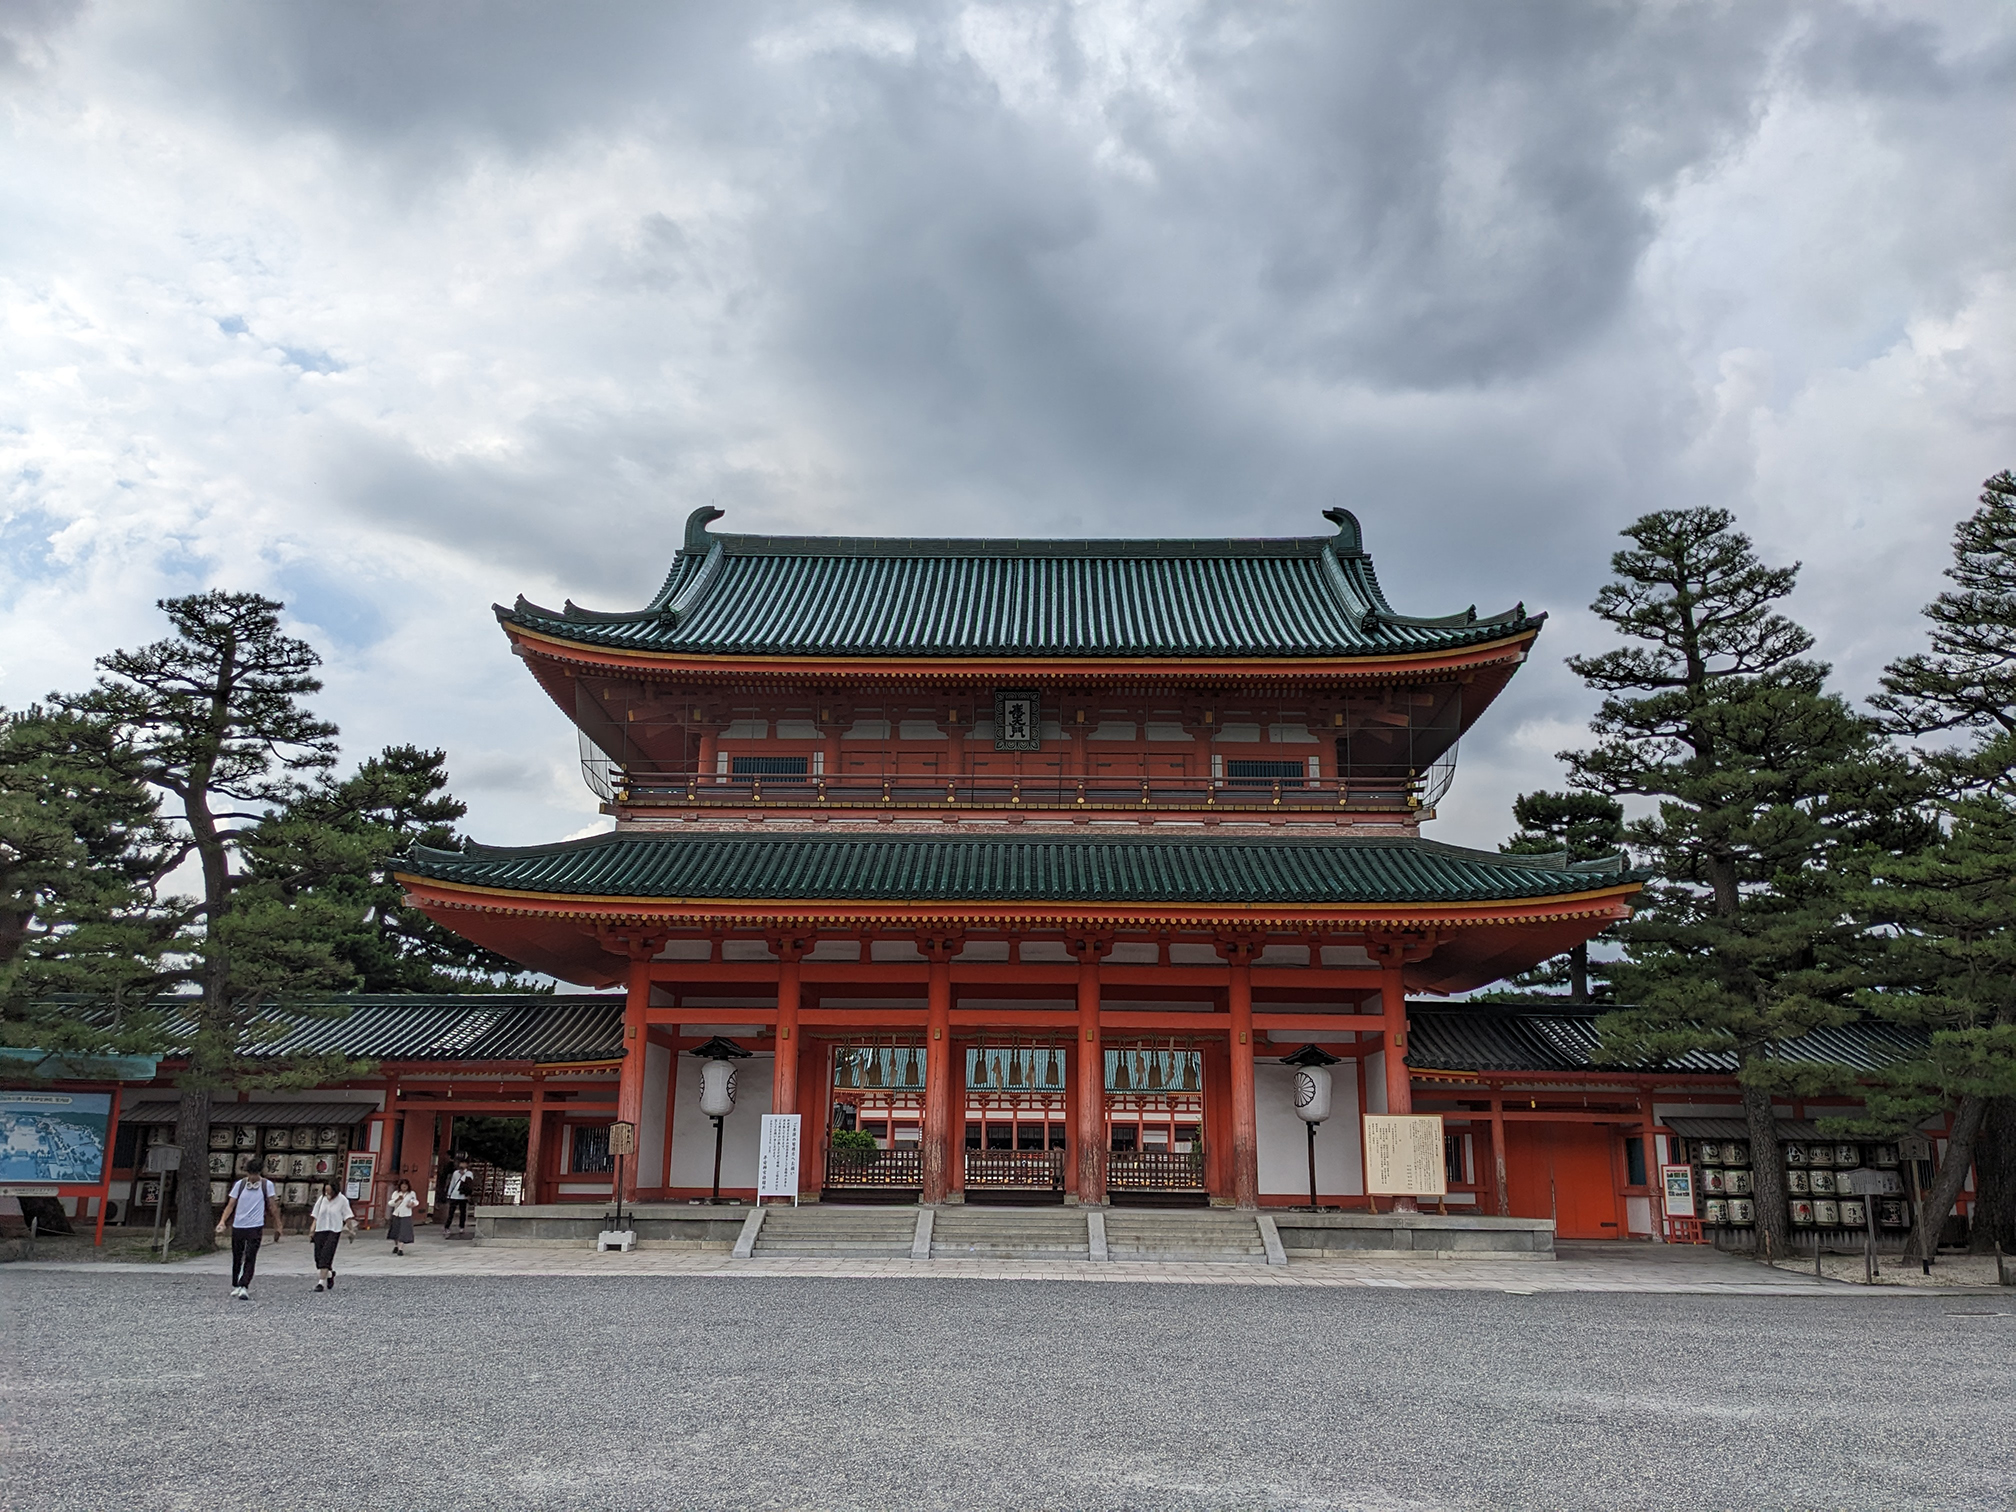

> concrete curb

[
  {"left": 1086, "top": 1209, "right": 1108, "bottom": 1261},
  {"left": 911, "top": 1209, "right": 934, "bottom": 1261},
  {"left": 1256, "top": 1214, "right": 1287, "bottom": 1267},
  {"left": 730, "top": 1208, "right": 766, "bottom": 1260}
]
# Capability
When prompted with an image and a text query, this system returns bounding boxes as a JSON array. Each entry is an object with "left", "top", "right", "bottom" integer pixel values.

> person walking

[
  {"left": 386, "top": 1179, "right": 419, "bottom": 1255},
  {"left": 215, "top": 1156, "right": 281, "bottom": 1300},
  {"left": 309, "top": 1181, "right": 354, "bottom": 1291},
  {"left": 442, "top": 1159, "right": 475, "bottom": 1234}
]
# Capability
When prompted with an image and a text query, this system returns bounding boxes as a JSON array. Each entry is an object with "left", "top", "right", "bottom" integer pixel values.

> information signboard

[
  {"left": 1661, "top": 1164, "right": 1696, "bottom": 1217},
  {"left": 757, "top": 1114, "right": 802, "bottom": 1203},
  {"left": 344, "top": 1151, "right": 378, "bottom": 1205},
  {"left": 0, "top": 1091, "right": 111, "bottom": 1187},
  {"left": 1363, "top": 1114, "right": 1447, "bottom": 1196},
  {"left": 607, "top": 1121, "right": 637, "bottom": 1156},
  {"left": 1836, "top": 1168, "right": 1903, "bottom": 1197}
]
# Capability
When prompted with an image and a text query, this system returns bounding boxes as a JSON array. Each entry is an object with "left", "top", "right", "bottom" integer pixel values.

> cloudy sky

[{"left": 4, "top": 1, "right": 2014, "bottom": 854}]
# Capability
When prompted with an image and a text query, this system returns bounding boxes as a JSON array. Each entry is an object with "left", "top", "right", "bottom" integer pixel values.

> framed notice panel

[
  {"left": 1661, "top": 1164, "right": 1695, "bottom": 1218},
  {"left": 0, "top": 1091, "right": 112, "bottom": 1188},
  {"left": 757, "top": 1114, "right": 801, "bottom": 1203},
  {"left": 1363, "top": 1114, "right": 1447, "bottom": 1196},
  {"left": 344, "top": 1151, "right": 378, "bottom": 1205}
]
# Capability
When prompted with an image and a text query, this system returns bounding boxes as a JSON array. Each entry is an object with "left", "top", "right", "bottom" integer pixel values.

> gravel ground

[{"left": 2, "top": 1271, "right": 2011, "bottom": 1512}]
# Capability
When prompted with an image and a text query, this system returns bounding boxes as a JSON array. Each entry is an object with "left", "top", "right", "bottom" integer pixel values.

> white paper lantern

[
  {"left": 699, "top": 1060, "right": 738, "bottom": 1118},
  {"left": 1293, "top": 1066, "right": 1332, "bottom": 1124}
]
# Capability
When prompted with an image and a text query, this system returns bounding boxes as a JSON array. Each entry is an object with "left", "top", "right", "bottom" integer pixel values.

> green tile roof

[
  {"left": 499, "top": 507, "right": 1542, "bottom": 659},
  {"left": 399, "top": 832, "right": 1636, "bottom": 907}
]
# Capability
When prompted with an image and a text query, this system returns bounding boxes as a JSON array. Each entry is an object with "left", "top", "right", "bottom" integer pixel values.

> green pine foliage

[
  {"left": 1862, "top": 471, "right": 2016, "bottom": 1258},
  {"left": 1488, "top": 790, "right": 1625, "bottom": 1002},
  {"left": 1559, "top": 507, "right": 1924, "bottom": 1260}
]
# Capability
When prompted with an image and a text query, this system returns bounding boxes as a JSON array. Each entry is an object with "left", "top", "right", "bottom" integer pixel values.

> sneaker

[
  {"left": 313, "top": 1282, "right": 326, "bottom": 1292},
  {"left": 326, "top": 1273, "right": 336, "bottom": 1289},
  {"left": 230, "top": 1287, "right": 245, "bottom": 1299}
]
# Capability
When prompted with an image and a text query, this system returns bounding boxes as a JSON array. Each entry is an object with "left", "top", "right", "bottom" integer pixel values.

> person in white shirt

[
  {"left": 214, "top": 1157, "right": 281, "bottom": 1300},
  {"left": 442, "top": 1160, "right": 475, "bottom": 1233},
  {"left": 309, "top": 1182, "right": 354, "bottom": 1292},
  {"left": 385, "top": 1179, "right": 419, "bottom": 1254}
]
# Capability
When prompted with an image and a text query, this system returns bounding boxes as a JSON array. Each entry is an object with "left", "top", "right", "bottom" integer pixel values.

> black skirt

[{"left": 388, "top": 1215, "right": 415, "bottom": 1244}]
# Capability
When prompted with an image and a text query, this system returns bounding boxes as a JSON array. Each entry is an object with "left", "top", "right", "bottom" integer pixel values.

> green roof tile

[
  {"left": 500, "top": 508, "right": 1542, "bottom": 659},
  {"left": 399, "top": 831, "right": 1636, "bottom": 906}
]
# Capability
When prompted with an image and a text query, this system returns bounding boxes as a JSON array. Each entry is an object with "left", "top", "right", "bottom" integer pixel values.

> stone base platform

[
  {"left": 472, "top": 1203, "right": 752, "bottom": 1249},
  {"left": 1272, "top": 1211, "right": 1554, "bottom": 1260}
]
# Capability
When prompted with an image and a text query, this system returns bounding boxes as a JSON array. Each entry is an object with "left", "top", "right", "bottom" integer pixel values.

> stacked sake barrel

[
  {"left": 1695, "top": 1139, "right": 1755, "bottom": 1229},
  {"left": 1783, "top": 1141, "right": 1907, "bottom": 1232}
]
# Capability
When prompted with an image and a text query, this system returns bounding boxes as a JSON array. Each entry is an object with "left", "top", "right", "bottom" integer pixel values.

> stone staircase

[
  {"left": 1104, "top": 1208, "right": 1269, "bottom": 1263},
  {"left": 930, "top": 1207, "right": 1091, "bottom": 1260},
  {"left": 749, "top": 1205, "right": 918, "bottom": 1258}
]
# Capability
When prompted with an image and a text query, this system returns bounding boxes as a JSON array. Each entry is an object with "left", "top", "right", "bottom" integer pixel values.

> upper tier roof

[{"left": 499, "top": 506, "right": 1543, "bottom": 660}]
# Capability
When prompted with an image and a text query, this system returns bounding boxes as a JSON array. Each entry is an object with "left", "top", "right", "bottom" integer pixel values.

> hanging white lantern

[
  {"left": 1293, "top": 1065, "right": 1332, "bottom": 1124},
  {"left": 700, "top": 1060, "right": 738, "bottom": 1117}
]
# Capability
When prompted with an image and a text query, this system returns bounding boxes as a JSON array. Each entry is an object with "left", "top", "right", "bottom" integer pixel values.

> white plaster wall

[
  {"left": 669, "top": 1054, "right": 773, "bottom": 1191},
  {"left": 637, "top": 1041, "right": 670, "bottom": 1188},
  {"left": 1255, "top": 1062, "right": 1363, "bottom": 1197}
]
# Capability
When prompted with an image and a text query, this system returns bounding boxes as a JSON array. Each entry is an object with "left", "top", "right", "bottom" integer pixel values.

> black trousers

[
  {"left": 312, "top": 1230, "right": 341, "bottom": 1273},
  {"left": 444, "top": 1199, "right": 468, "bottom": 1228},
  {"left": 230, "top": 1226, "right": 264, "bottom": 1288}
]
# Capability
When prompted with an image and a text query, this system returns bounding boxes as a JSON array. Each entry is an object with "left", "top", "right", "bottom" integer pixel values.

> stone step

[
  {"left": 930, "top": 1209, "right": 1089, "bottom": 1258},
  {"left": 749, "top": 1205, "right": 918, "bottom": 1257},
  {"left": 1103, "top": 1211, "right": 1267, "bottom": 1262}
]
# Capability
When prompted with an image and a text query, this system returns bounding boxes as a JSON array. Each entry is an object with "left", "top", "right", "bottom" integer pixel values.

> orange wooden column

[
  {"left": 524, "top": 1074, "right": 547, "bottom": 1207},
  {"left": 920, "top": 936, "right": 958, "bottom": 1204},
  {"left": 1221, "top": 938, "right": 1260, "bottom": 1210},
  {"left": 1071, "top": 937, "right": 1110, "bottom": 1206},
  {"left": 616, "top": 953, "right": 653, "bottom": 1202},
  {"left": 770, "top": 935, "right": 809, "bottom": 1116},
  {"left": 1488, "top": 1093, "right": 1509, "bottom": 1217},
  {"left": 1380, "top": 955, "right": 1413, "bottom": 1115}
]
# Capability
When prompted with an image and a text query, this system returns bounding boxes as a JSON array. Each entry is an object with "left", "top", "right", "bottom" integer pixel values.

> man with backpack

[
  {"left": 442, "top": 1158, "right": 476, "bottom": 1234},
  {"left": 216, "top": 1156, "right": 282, "bottom": 1300}
]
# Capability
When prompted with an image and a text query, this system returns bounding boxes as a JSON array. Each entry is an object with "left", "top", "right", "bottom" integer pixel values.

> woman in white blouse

[
  {"left": 309, "top": 1182, "right": 354, "bottom": 1291},
  {"left": 385, "top": 1178, "right": 420, "bottom": 1255}
]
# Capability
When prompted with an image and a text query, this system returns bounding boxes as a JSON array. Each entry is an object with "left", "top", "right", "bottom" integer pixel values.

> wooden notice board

[{"left": 1363, "top": 1115, "right": 1447, "bottom": 1196}]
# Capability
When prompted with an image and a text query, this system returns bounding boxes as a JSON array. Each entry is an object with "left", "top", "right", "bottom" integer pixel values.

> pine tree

[
  {"left": 1497, "top": 791, "right": 1625, "bottom": 1001},
  {"left": 1867, "top": 471, "right": 2016, "bottom": 1258},
  {"left": 1561, "top": 508, "right": 1918, "bottom": 1261},
  {"left": 60, "top": 593, "right": 361, "bottom": 1249},
  {"left": 0, "top": 707, "right": 182, "bottom": 1056}
]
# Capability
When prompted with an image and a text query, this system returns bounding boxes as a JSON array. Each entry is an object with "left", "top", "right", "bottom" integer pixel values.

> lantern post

[
  {"left": 692, "top": 1037, "right": 751, "bottom": 1204},
  {"left": 1283, "top": 1044, "right": 1342, "bottom": 1211}
]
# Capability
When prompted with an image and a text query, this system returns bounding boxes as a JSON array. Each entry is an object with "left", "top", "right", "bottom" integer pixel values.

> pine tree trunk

[
  {"left": 1569, "top": 942, "right": 1588, "bottom": 1003},
  {"left": 1911, "top": 1096, "right": 1987, "bottom": 1266},
  {"left": 1737, "top": 1064, "right": 1789, "bottom": 1262},
  {"left": 172, "top": 1086, "right": 214, "bottom": 1252},
  {"left": 1966, "top": 1096, "right": 2016, "bottom": 1254}
]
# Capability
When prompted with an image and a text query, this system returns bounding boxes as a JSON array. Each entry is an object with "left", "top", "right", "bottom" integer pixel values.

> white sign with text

[
  {"left": 757, "top": 1114, "right": 802, "bottom": 1203},
  {"left": 1363, "top": 1114, "right": 1447, "bottom": 1196}
]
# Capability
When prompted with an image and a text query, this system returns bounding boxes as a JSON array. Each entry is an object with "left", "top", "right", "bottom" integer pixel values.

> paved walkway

[{"left": 17, "top": 1227, "right": 2005, "bottom": 1294}]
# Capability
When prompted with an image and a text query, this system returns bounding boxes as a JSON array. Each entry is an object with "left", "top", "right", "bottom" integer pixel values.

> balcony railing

[
  {"left": 1106, "top": 1149, "right": 1207, "bottom": 1191},
  {"left": 592, "top": 768, "right": 1450, "bottom": 815},
  {"left": 822, "top": 1147, "right": 923, "bottom": 1191}
]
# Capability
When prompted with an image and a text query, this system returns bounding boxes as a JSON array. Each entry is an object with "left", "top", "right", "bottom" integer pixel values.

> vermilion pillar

[
  {"left": 1072, "top": 939, "right": 1108, "bottom": 1206},
  {"left": 921, "top": 937, "right": 956, "bottom": 1204},
  {"left": 524, "top": 1075, "right": 547, "bottom": 1207},
  {"left": 1224, "top": 940, "right": 1259, "bottom": 1211},
  {"left": 771, "top": 937, "right": 807, "bottom": 1115},
  {"left": 1380, "top": 956, "right": 1412, "bottom": 1116},
  {"left": 616, "top": 954, "right": 651, "bottom": 1202}
]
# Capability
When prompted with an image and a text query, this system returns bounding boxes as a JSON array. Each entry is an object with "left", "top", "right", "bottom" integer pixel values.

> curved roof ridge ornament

[
  {"left": 665, "top": 538, "right": 726, "bottom": 622},
  {"left": 1321, "top": 506, "right": 1365, "bottom": 557},
  {"left": 684, "top": 504, "right": 726, "bottom": 555}
]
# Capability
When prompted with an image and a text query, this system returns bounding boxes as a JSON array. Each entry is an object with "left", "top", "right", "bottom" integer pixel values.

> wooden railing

[
  {"left": 964, "top": 1149, "right": 1065, "bottom": 1191},
  {"left": 822, "top": 1147, "right": 923, "bottom": 1190},
  {"left": 1106, "top": 1150, "right": 1207, "bottom": 1191},
  {"left": 605, "top": 771, "right": 1427, "bottom": 814}
]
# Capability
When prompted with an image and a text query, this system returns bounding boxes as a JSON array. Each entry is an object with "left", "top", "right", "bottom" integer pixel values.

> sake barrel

[
  {"left": 283, "top": 1181, "right": 310, "bottom": 1207},
  {"left": 311, "top": 1153, "right": 337, "bottom": 1178},
  {"left": 1724, "top": 1168, "right": 1754, "bottom": 1196},
  {"left": 295, "top": 1126, "right": 319, "bottom": 1150},
  {"left": 1787, "top": 1169, "right": 1810, "bottom": 1194},
  {"left": 1809, "top": 1169, "right": 1836, "bottom": 1195},
  {"left": 1723, "top": 1141, "right": 1750, "bottom": 1166},
  {"left": 1783, "top": 1141, "right": 1808, "bottom": 1166},
  {"left": 1876, "top": 1198, "right": 1910, "bottom": 1228},
  {"left": 235, "top": 1125, "right": 259, "bottom": 1149},
  {"left": 207, "top": 1151, "right": 233, "bottom": 1177},
  {"left": 1701, "top": 1167, "right": 1728, "bottom": 1193},
  {"left": 1704, "top": 1198, "right": 1729, "bottom": 1226},
  {"left": 1806, "top": 1143, "right": 1834, "bottom": 1168},
  {"left": 208, "top": 1180, "right": 229, "bottom": 1205},
  {"left": 1835, "top": 1143, "right": 1861, "bottom": 1168},
  {"left": 1814, "top": 1198, "right": 1840, "bottom": 1227},
  {"left": 1838, "top": 1199, "right": 1867, "bottom": 1228},
  {"left": 209, "top": 1126, "right": 234, "bottom": 1150},
  {"left": 263, "top": 1152, "right": 287, "bottom": 1178},
  {"left": 1872, "top": 1144, "right": 1900, "bottom": 1169},
  {"left": 288, "top": 1154, "right": 313, "bottom": 1179},
  {"left": 1726, "top": 1198, "right": 1756, "bottom": 1225},
  {"left": 1789, "top": 1198, "right": 1815, "bottom": 1226},
  {"left": 1697, "top": 1141, "right": 1723, "bottom": 1164},
  {"left": 317, "top": 1125, "right": 340, "bottom": 1149}
]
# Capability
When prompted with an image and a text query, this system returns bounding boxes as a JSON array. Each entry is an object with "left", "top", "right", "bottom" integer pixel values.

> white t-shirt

[
  {"left": 446, "top": 1169, "right": 474, "bottom": 1200},
  {"left": 227, "top": 1178, "right": 275, "bottom": 1229},
  {"left": 387, "top": 1190, "right": 420, "bottom": 1218},
  {"left": 310, "top": 1193, "right": 354, "bottom": 1233}
]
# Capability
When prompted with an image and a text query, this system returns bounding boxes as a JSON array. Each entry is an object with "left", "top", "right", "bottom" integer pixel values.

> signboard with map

[{"left": 1, "top": 1091, "right": 112, "bottom": 1187}]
